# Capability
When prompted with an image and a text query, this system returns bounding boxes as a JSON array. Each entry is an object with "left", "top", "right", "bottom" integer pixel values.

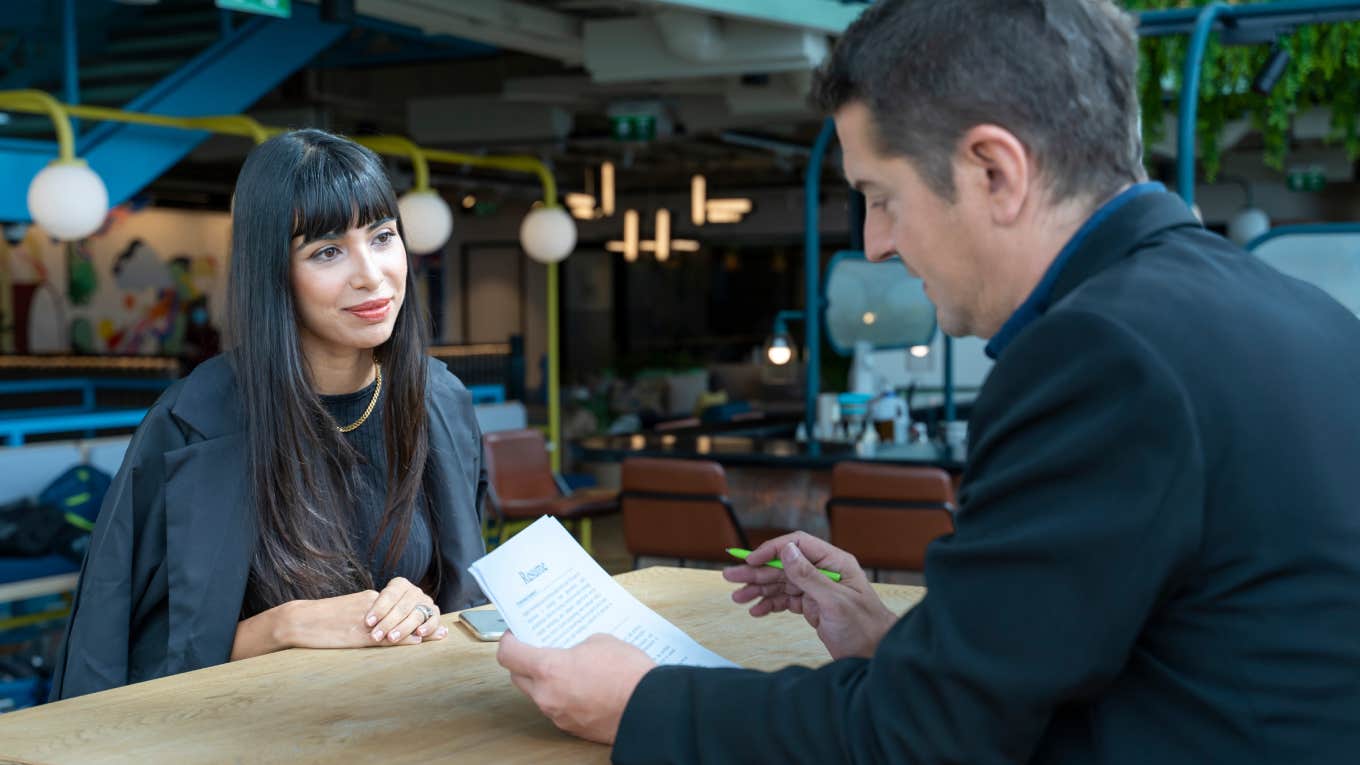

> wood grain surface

[{"left": 0, "top": 567, "right": 924, "bottom": 764}]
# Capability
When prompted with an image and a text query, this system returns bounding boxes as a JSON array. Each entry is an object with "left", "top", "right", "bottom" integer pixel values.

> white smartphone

[{"left": 459, "top": 609, "right": 507, "bottom": 641}]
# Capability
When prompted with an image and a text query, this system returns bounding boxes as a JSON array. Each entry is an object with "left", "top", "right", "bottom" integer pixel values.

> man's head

[{"left": 813, "top": 0, "right": 1146, "bottom": 338}]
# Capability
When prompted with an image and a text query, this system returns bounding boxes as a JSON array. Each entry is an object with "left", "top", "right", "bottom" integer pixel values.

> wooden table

[{"left": 0, "top": 567, "right": 924, "bottom": 764}]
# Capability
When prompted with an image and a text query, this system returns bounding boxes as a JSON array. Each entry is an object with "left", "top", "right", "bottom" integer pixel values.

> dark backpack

[
  {"left": 0, "top": 465, "right": 112, "bottom": 561},
  {"left": 38, "top": 465, "right": 112, "bottom": 533}
]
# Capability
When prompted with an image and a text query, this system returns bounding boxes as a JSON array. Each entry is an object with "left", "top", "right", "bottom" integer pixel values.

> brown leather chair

[
  {"left": 482, "top": 429, "right": 618, "bottom": 545},
  {"left": 827, "top": 462, "right": 956, "bottom": 579},
  {"left": 621, "top": 457, "right": 779, "bottom": 568}
]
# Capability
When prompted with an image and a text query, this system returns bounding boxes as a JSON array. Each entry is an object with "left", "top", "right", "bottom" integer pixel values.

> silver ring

[{"left": 413, "top": 604, "right": 435, "bottom": 622}]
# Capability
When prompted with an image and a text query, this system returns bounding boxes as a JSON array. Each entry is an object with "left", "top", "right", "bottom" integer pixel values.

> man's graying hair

[{"left": 813, "top": 0, "right": 1147, "bottom": 205}]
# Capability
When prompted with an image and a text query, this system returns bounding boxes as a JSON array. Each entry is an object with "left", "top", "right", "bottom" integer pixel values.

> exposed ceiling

[{"left": 102, "top": 0, "right": 871, "bottom": 209}]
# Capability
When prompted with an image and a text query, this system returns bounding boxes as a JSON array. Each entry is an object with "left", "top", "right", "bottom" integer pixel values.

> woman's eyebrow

[{"left": 294, "top": 217, "right": 395, "bottom": 250}]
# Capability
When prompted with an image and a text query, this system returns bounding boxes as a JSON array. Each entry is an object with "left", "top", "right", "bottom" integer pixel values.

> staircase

[
  {"left": 0, "top": 0, "right": 347, "bottom": 221},
  {"left": 0, "top": 1, "right": 224, "bottom": 139}
]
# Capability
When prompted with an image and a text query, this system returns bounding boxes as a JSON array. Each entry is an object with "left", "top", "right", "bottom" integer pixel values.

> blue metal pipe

[
  {"left": 1140, "top": 0, "right": 1360, "bottom": 37},
  {"left": 944, "top": 336, "right": 955, "bottom": 422},
  {"left": 804, "top": 118, "right": 837, "bottom": 447},
  {"left": 1177, "top": 2, "right": 1228, "bottom": 206},
  {"left": 62, "top": 0, "right": 79, "bottom": 131},
  {"left": 774, "top": 309, "right": 805, "bottom": 335}
]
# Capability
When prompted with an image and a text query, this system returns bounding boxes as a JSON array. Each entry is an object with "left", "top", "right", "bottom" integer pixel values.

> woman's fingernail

[
  {"left": 412, "top": 636, "right": 422, "bottom": 643},
  {"left": 389, "top": 631, "right": 401, "bottom": 642},
  {"left": 436, "top": 627, "right": 448, "bottom": 637},
  {"left": 366, "top": 615, "right": 376, "bottom": 627},
  {"left": 371, "top": 630, "right": 384, "bottom": 641},
  {"left": 418, "top": 626, "right": 428, "bottom": 636}
]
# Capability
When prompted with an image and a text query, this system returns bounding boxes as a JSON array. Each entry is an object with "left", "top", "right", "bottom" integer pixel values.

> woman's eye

[
  {"left": 374, "top": 230, "right": 395, "bottom": 245},
  {"left": 310, "top": 246, "right": 340, "bottom": 262}
]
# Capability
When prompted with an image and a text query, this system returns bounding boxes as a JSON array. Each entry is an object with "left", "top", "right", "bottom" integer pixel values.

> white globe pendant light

[
  {"left": 1228, "top": 207, "right": 1270, "bottom": 247},
  {"left": 28, "top": 160, "right": 109, "bottom": 241},
  {"left": 519, "top": 206, "right": 577, "bottom": 264},
  {"left": 397, "top": 189, "right": 454, "bottom": 254}
]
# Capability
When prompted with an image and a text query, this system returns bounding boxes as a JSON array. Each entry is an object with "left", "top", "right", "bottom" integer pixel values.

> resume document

[{"left": 468, "top": 516, "right": 735, "bottom": 668}]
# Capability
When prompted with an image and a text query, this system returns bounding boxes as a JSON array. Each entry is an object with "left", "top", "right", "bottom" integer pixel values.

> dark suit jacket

[
  {"left": 50, "top": 354, "right": 488, "bottom": 701},
  {"left": 613, "top": 191, "right": 1360, "bottom": 764}
]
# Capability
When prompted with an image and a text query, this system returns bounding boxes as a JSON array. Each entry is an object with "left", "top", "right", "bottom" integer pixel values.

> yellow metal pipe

[
  {"left": 423, "top": 148, "right": 558, "bottom": 206},
  {"left": 547, "top": 261, "right": 561, "bottom": 473},
  {"left": 356, "top": 135, "right": 432, "bottom": 192},
  {"left": 0, "top": 92, "right": 275, "bottom": 147},
  {"left": 422, "top": 148, "right": 563, "bottom": 471},
  {"left": 0, "top": 89, "right": 77, "bottom": 161},
  {"left": 63, "top": 104, "right": 275, "bottom": 144}
]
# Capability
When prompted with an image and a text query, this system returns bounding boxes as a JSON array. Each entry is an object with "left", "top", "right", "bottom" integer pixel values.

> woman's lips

[{"left": 345, "top": 298, "right": 392, "bottom": 321}]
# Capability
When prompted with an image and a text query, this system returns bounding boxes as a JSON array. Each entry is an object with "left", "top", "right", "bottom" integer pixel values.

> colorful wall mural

[{"left": 1, "top": 204, "right": 230, "bottom": 359}]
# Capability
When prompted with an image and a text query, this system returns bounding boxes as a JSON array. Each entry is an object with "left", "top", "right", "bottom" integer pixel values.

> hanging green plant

[{"left": 1125, "top": 0, "right": 1360, "bottom": 182}]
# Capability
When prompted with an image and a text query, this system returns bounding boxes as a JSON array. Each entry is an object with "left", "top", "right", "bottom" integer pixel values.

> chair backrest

[
  {"left": 621, "top": 457, "right": 747, "bottom": 562},
  {"left": 482, "top": 429, "right": 560, "bottom": 503},
  {"left": 827, "top": 462, "right": 956, "bottom": 572}
]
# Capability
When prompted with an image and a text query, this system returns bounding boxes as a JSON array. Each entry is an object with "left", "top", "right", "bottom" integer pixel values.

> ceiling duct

[{"left": 583, "top": 9, "right": 829, "bottom": 83}]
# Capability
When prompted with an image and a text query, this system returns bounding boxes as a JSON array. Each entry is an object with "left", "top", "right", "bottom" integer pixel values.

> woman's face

[{"left": 290, "top": 216, "right": 407, "bottom": 360}]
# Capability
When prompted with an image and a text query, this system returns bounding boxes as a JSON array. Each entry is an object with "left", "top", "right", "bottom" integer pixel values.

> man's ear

[{"left": 955, "top": 124, "right": 1031, "bottom": 226}]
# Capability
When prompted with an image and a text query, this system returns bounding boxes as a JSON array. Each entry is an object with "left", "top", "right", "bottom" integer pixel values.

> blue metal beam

[
  {"left": 1176, "top": 2, "right": 1228, "bottom": 206},
  {"left": 804, "top": 118, "right": 837, "bottom": 448},
  {"left": 62, "top": 0, "right": 79, "bottom": 110},
  {"left": 0, "top": 2, "right": 347, "bottom": 221},
  {"left": 943, "top": 337, "right": 955, "bottom": 422},
  {"left": 1139, "top": 0, "right": 1360, "bottom": 38}
]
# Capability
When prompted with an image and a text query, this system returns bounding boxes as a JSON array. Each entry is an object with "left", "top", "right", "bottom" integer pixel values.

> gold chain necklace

[{"left": 337, "top": 363, "right": 382, "bottom": 433}]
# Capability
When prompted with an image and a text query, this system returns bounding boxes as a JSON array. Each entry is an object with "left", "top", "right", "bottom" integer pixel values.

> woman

[{"left": 51, "top": 129, "right": 487, "bottom": 700}]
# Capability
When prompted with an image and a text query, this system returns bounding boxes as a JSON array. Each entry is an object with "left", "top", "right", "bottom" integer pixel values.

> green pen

[{"left": 726, "top": 547, "right": 842, "bottom": 582}]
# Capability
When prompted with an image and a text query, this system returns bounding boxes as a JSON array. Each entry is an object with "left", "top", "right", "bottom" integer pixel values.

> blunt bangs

[{"left": 290, "top": 141, "right": 399, "bottom": 244}]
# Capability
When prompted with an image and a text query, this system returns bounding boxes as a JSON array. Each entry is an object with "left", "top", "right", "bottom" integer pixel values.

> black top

[
  {"left": 320, "top": 379, "right": 433, "bottom": 588},
  {"left": 613, "top": 190, "right": 1360, "bottom": 764}
]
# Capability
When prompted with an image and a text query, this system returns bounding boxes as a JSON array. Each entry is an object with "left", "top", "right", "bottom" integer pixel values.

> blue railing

[{"left": 0, "top": 377, "right": 168, "bottom": 446}]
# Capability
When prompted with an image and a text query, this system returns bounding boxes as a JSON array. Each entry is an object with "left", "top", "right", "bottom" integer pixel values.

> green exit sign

[
  {"left": 1286, "top": 168, "right": 1327, "bottom": 192},
  {"left": 611, "top": 115, "right": 656, "bottom": 142},
  {"left": 216, "top": 0, "right": 291, "bottom": 19}
]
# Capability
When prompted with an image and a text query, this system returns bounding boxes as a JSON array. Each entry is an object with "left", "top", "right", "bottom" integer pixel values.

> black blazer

[
  {"left": 613, "top": 191, "right": 1360, "bottom": 764},
  {"left": 50, "top": 355, "right": 488, "bottom": 701}
]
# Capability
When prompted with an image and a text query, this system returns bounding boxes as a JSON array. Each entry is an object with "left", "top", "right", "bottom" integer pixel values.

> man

[{"left": 497, "top": 1, "right": 1360, "bottom": 762}]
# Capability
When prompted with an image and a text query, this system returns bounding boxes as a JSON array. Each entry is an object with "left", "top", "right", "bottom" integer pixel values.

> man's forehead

[{"left": 840, "top": 157, "right": 881, "bottom": 193}]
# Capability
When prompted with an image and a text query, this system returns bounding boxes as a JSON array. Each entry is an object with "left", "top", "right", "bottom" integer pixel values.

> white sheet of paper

[{"left": 468, "top": 516, "right": 736, "bottom": 668}]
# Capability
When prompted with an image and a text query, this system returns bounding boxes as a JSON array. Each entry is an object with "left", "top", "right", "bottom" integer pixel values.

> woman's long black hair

[{"left": 226, "top": 129, "right": 432, "bottom": 611}]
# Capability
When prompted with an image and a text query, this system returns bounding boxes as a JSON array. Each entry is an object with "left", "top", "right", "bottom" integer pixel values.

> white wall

[{"left": 4, "top": 208, "right": 230, "bottom": 354}]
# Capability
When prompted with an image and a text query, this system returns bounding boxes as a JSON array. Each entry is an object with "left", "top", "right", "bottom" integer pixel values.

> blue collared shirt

[{"left": 984, "top": 182, "right": 1166, "bottom": 359}]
